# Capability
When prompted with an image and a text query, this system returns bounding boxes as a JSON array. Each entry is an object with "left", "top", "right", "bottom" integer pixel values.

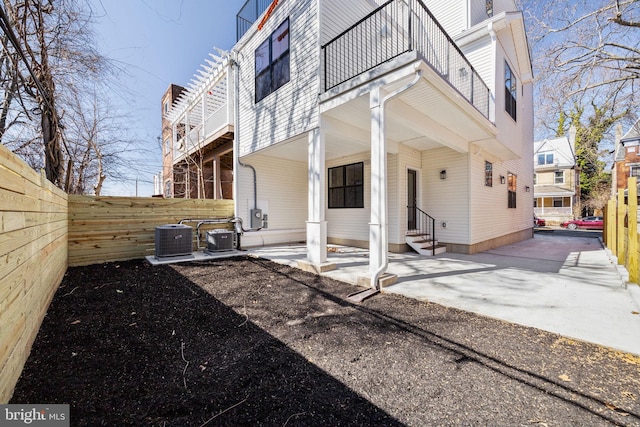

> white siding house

[{"left": 164, "top": 0, "right": 534, "bottom": 288}]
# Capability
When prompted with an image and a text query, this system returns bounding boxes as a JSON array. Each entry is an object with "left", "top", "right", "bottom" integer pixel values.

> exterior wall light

[
  {"left": 500, "top": 175, "right": 505, "bottom": 184},
  {"left": 525, "top": 186, "right": 530, "bottom": 192},
  {"left": 440, "top": 170, "right": 447, "bottom": 180}
]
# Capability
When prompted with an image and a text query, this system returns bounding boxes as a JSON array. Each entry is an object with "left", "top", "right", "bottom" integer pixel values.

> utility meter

[{"left": 250, "top": 209, "right": 263, "bottom": 229}]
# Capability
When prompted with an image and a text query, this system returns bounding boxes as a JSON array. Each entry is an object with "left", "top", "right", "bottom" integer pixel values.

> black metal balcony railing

[
  {"left": 237, "top": 0, "right": 273, "bottom": 41},
  {"left": 322, "top": 0, "right": 490, "bottom": 119}
]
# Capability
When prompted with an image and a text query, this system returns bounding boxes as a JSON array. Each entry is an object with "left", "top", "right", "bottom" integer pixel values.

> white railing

[
  {"left": 534, "top": 207, "right": 572, "bottom": 216},
  {"left": 204, "top": 103, "right": 230, "bottom": 140}
]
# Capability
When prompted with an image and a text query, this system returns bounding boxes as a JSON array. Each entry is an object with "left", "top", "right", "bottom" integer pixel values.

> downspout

[
  {"left": 231, "top": 50, "right": 259, "bottom": 234},
  {"left": 370, "top": 69, "right": 422, "bottom": 290}
]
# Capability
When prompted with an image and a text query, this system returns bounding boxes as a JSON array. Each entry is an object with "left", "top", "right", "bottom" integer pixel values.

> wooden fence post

[
  {"left": 618, "top": 188, "right": 626, "bottom": 265},
  {"left": 628, "top": 177, "right": 638, "bottom": 283},
  {"left": 607, "top": 199, "right": 617, "bottom": 256}
]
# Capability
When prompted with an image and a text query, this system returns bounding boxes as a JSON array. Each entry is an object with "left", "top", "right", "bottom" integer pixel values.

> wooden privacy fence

[
  {"left": 68, "top": 196, "right": 235, "bottom": 267},
  {"left": 1, "top": 145, "right": 236, "bottom": 402},
  {"left": 604, "top": 176, "right": 639, "bottom": 284},
  {"left": 0, "top": 144, "right": 68, "bottom": 403}
]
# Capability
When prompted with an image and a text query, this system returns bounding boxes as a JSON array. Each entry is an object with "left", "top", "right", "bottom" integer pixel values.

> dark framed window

[
  {"left": 328, "top": 162, "right": 364, "bottom": 208},
  {"left": 631, "top": 166, "right": 640, "bottom": 177},
  {"left": 255, "top": 18, "right": 290, "bottom": 103},
  {"left": 507, "top": 172, "right": 517, "bottom": 208},
  {"left": 505, "top": 61, "right": 517, "bottom": 121},
  {"left": 485, "top": 161, "right": 493, "bottom": 187}
]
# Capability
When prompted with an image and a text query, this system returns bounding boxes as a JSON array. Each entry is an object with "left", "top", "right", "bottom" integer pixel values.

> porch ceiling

[
  {"left": 320, "top": 62, "right": 519, "bottom": 161},
  {"left": 243, "top": 131, "right": 370, "bottom": 163}
]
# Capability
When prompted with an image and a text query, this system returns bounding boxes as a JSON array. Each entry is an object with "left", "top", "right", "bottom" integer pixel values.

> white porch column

[
  {"left": 298, "top": 119, "right": 335, "bottom": 274},
  {"left": 368, "top": 87, "right": 385, "bottom": 280},
  {"left": 213, "top": 155, "right": 222, "bottom": 200}
]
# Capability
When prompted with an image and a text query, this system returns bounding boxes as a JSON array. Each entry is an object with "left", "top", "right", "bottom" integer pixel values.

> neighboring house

[
  {"left": 533, "top": 128, "right": 577, "bottom": 225},
  {"left": 612, "top": 118, "right": 640, "bottom": 195},
  {"left": 163, "top": 0, "right": 534, "bottom": 284}
]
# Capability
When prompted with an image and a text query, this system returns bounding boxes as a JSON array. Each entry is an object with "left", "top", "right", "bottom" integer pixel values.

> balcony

[
  {"left": 237, "top": 0, "right": 273, "bottom": 41},
  {"left": 174, "top": 100, "right": 233, "bottom": 161},
  {"left": 166, "top": 52, "right": 234, "bottom": 163},
  {"left": 321, "top": 0, "right": 490, "bottom": 119}
]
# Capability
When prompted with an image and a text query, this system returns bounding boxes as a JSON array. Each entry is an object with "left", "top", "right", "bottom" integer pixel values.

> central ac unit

[
  {"left": 155, "top": 224, "right": 193, "bottom": 257},
  {"left": 205, "top": 230, "right": 234, "bottom": 252}
]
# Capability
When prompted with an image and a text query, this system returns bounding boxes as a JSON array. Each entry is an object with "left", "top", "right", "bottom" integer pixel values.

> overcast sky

[{"left": 89, "top": 0, "right": 243, "bottom": 196}]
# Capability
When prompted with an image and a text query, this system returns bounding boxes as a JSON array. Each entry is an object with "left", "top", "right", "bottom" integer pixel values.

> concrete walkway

[{"left": 248, "top": 233, "right": 640, "bottom": 356}]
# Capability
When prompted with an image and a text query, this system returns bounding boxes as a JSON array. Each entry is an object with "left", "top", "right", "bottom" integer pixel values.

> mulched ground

[{"left": 10, "top": 256, "right": 640, "bottom": 426}]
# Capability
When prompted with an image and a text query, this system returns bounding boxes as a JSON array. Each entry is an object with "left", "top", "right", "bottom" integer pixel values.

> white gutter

[{"left": 370, "top": 69, "right": 422, "bottom": 290}]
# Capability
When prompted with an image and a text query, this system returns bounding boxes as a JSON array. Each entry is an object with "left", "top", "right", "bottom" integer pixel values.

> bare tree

[
  {"left": 520, "top": 0, "right": 640, "bottom": 134},
  {"left": 0, "top": 0, "right": 137, "bottom": 194}
]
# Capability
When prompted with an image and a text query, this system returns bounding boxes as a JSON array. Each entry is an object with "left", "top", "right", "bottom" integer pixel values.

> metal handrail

[
  {"left": 407, "top": 205, "right": 436, "bottom": 256},
  {"left": 322, "top": 0, "right": 490, "bottom": 119}
]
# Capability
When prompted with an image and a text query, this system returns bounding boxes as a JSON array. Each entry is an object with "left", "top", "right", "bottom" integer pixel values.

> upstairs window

[
  {"left": 329, "top": 162, "right": 364, "bottom": 208},
  {"left": 554, "top": 171, "right": 564, "bottom": 184},
  {"left": 255, "top": 19, "right": 290, "bottom": 103},
  {"left": 507, "top": 172, "right": 517, "bottom": 209},
  {"left": 631, "top": 165, "right": 640, "bottom": 177},
  {"left": 537, "top": 152, "right": 554, "bottom": 165},
  {"left": 485, "top": 161, "right": 493, "bottom": 187},
  {"left": 505, "top": 61, "right": 517, "bottom": 121}
]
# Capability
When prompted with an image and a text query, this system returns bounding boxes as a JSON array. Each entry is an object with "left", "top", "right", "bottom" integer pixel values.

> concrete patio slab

[{"left": 248, "top": 233, "right": 640, "bottom": 356}]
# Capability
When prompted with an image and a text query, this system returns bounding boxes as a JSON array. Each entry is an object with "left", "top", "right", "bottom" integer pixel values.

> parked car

[
  {"left": 534, "top": 216, "right": 546, "bottom": 227},
  {"left": 560, "top": 216, "right": 604, "bottom": 230}
]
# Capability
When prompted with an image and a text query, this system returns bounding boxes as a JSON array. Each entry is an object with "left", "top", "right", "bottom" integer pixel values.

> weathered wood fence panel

[
  {"left": 0, "top": 144, "right": 68, "bottom": 403},
  {"left": 68, "top": 196, "right": 234, "bottom": 267}
]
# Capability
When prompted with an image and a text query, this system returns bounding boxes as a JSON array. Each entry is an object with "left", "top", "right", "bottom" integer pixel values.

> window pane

[
  {"left": 346, "top": 163, "right": 363, "bottom": 185},
  {"left": 255, "top": 70, "right": 271, "bottom": 102},
  {"left": 255, "top": 39, "right": 270, "bottom": 74},
  {"left": 329, "top": 188, "right": 344, "bottom": 208},
  {"left": 546, "top": 153, "right": 553, "bottom": 164},
  {"left": 537, "top": 154, "right": 545, "bottom": 165},
  {"left": 329, "top": 167, "right": 343, "bottom": 188},
  {"left": 355, "top": 186, "right": 364, "bottom": 207},
  {"left": 272, "top": 20, "right": 289, "bottom": 60},
  {"left": 272, "top": 52, "right": 290, "bottom": 91},
  {"left": 345, "top": 187, "right": 357, "bottom": 208}
]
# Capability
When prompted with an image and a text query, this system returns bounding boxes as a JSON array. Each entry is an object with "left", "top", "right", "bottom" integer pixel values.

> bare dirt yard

[{"left": 10, "top": 256, "right": 640, "bottom": 426}]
